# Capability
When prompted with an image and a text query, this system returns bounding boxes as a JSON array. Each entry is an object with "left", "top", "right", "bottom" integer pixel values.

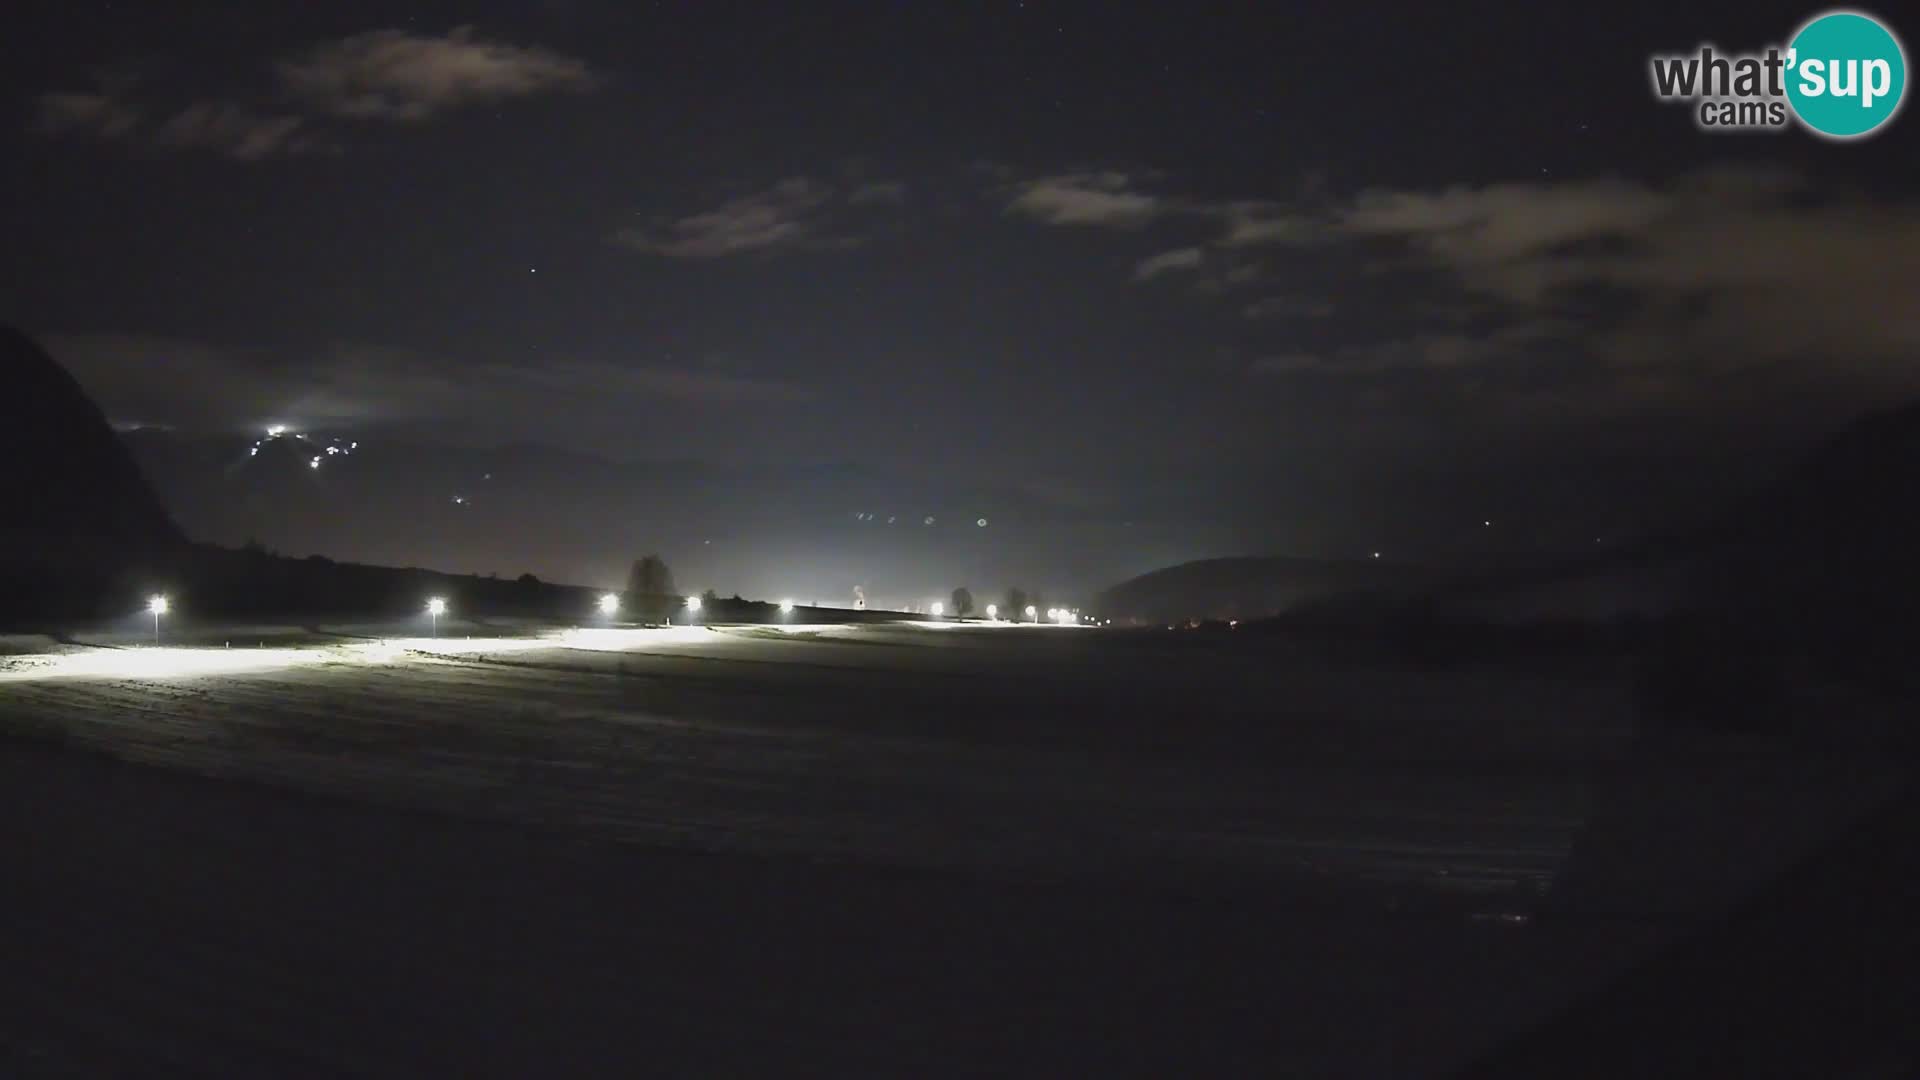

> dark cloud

[
  {"left": 1243, "top": 295, "right": 1335, "bottom": 320},
  {"left": 1132, "top": 246, "right": 1204, "bottom": 281},
  {"left": 44, "top": 334, "right": 813, "bottom": 434},
  {"left": 151, "top": 101, "right": 325, "bottom": 161},
  {"left": 276, "top": 26, "right": 595, "bottom": 122},
  {"left": 846, "top": 180, "right": 908, "bottom": 205},
  {"left": 32, "top": 25, "right": 591, "bottom": 159},
  {"left": 35, "top": 90, "right": 141, "bottom": 138},
  {"left": 1250, "top": 320, "right": 1571, "bottom": 379},
  {"left": 1004, "top": 171, "right": 1160, "bottom": 227},
  {"left": 1208, "top": 200, "right": 1319, "bottom": 248},
  {"left": 36, "top": 85, "right": 324, "bottom": 161},
  {"left": 1333, "top": 167, "right": 1920, "bottom": 372},
  {"left": 611, "top": 177, "right": 897, "bottom": 258}
]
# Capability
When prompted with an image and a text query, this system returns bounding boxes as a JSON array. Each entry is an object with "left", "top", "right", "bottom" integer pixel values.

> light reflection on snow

[{"left": 0, "top": 626, "right": 723, "bottom": 682}]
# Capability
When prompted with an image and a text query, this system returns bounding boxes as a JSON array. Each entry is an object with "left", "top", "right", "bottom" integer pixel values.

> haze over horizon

[{"left": 11, "top": 0, "right": 1917, "bottom": 599}]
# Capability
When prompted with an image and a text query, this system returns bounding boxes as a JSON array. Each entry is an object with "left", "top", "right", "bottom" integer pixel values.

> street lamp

[
  {"left": 598, "top": 593, "right": 620, "bottom": 617},
  {"left": 148, "top": 594, "right": 169, "bottom": 644},
  {"left": 1025, "top": 604, "right": 1038, "bottom": 622},
  {"left": 931, "top": 601, "right": 945, "bottom": 617},
  {"left": 986, "top": 604, "right": 998, "bottom": 620},
  {"left": 426, "top": 596, "right": 447, "bottom": 637},
  {"left": 779, "top": 598, "right": 795, "bottom": 615},
  {"left": 686, "top": 595, "right": 702, "bottom": 620}
]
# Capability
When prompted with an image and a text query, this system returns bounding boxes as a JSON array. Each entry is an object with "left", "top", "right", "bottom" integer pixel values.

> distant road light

[
  {"left": 425, "top": 596, "right": 446, "bottom": 637},
  {"left": 598, "top": 593, "right": 620, "bottom": 616},
  {"left": 686, "top": 595, "right": 702, "bottom": 613},
  {"left": 779, "top": 598, "right": 795, "bottom": 614},
  {"left": 985, "top": 604, "right": 998, "bottom": 619},
  {"left": 1025, "top": 605, "right": 1038, "bottom": 621},
  {"left": 931, "top": 601, "right": 945, "bottom": 617}
]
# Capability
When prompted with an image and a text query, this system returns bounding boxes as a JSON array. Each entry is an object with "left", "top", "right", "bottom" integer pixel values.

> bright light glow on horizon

[
  {"left": 598, "top": 593, "right": 620, "bottom": 615},
  {"left": 426, "top": 597, "right": 447, "bottom": 616},
  {"left": 779, "top": 598, "right": 795, "bottom": 613},
  {"left": 685, "top": 595, "right": 702, "bottom": 613},
  {"left": 985, "top": 604, "right": 998, "bottom": 619},
  {"left": 147, "top": 595, "right": 169, "bottom": 615},
  {"left": 930, "top": 601, "right": 944, "bottom": 616}
]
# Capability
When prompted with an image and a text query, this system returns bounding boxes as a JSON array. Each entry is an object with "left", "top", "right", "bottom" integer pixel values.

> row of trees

[
  {"left": 946, "top": 586, "right": 1045, "bottom": 619},
  {"left": 624, "top": 554, "right": 1043, "bottom": 622}
]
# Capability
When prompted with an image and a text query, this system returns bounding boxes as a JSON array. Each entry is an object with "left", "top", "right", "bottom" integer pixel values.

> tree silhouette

[
  {"left": 625, "top": 555, "right": 676, "bottom": 622},
  {"left": 1005, "top": 587, "right": 1029, "bottom": 620},
  {"left": 951, "top": 586, "right": 975, "bottom": 617},
  {"left": 626, "top": 554, "right": 675, "bottom": 597}
]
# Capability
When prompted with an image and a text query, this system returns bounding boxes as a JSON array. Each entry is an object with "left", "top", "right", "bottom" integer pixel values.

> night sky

[{"left": 8, "top": 1, "right": 1917, "bottom": 604}]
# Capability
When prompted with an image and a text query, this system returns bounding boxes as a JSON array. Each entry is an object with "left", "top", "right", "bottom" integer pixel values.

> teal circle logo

[{"left": 1786, "top": 10, "right": 1907, "bottom": 138}]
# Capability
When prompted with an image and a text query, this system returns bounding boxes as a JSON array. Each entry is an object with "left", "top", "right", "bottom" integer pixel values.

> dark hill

[
  {"left": 1096, "top": 556, "right": 1443, "bottom": 624},
  {"left": 0, "top": 326, "right": 184, "bottom": 619},
  {"left": 0, "top": 324, "right": 181, "bottom": 549}
]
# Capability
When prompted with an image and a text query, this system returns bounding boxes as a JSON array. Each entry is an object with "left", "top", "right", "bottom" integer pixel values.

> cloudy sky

[{"left": 8, "top": 0, "right": 1918, "bottom": 598}]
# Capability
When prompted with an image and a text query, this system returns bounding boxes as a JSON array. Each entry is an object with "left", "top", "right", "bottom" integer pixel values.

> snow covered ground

[{"left": 0, "top": 621, "right": 1903, "bottom": 1074}]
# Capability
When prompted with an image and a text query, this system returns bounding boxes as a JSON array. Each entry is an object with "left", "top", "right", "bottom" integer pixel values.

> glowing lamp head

[
  {"left": 779, "top": 598, "right": 795, "bottom": 613},
  {"left": 426, "top": 597, "right": 447, "bottom": 616},
  {"left": 148, "top": 594, "right": 169, "bottom": 615},
  {"left": 685, "top": 595, "right": 702, "bottom": 613},
  {"left": 985, "top": 604, "right": 998, "bottom": 619},
  {"left": 598, "top": 593, "right": 620, "bottom": 616},
  {"left": 1025, "top": 605, "right": 1037, "bottom": 618},
  {"left": 930, "top": 601, "right": 944, "bottom": 616}
]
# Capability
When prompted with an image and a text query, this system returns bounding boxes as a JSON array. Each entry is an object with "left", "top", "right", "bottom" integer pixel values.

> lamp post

[
  {"left": 426, "top": 596, "right": 447, "bottom": 637},
  {"left": 148, "top": 594, "right": 169, "bottom": 645}
]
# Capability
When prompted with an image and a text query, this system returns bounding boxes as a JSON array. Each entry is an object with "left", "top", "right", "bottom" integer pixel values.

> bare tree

[{"left": 951, "top": 586, "right": 975, "bottom": 618}]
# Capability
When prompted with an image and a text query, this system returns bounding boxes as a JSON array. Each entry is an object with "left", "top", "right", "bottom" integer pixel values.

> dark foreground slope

[{"left": 1467, "top": 777, "right": 1920, "bottom": 1079}]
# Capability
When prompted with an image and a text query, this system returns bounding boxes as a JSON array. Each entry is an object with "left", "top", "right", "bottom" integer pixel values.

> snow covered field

[
  {"left": 1, "top": 622, "right": 1633, "bottom": 896},
  {"left": 0, "top": 621, "right": 1903, "bottom": 1074}
]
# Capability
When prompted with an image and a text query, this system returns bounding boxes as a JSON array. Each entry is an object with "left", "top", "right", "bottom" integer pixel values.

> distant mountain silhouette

[
  {"left": 1096, "top": 556, "right": 1442, "bottom": 624},
  {"left": 0, "top": 325, "right": 181, "bottom": 551},
  {"left": 1099, "top": 399, "right": 1920, "bottom": 633}
]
